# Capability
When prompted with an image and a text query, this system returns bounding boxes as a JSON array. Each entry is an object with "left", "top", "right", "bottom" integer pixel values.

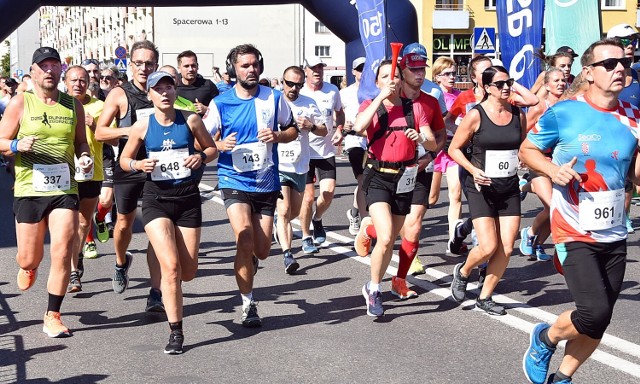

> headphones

[{"left": 225, "top": 45, "right": 264, "bottom": 79}]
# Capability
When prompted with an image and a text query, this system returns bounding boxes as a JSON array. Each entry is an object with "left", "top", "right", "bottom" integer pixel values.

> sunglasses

[
  {"left": 438, "top": 71, "right": 456, "bottom": 77},
  {"left": 489, "top": 78, "right": 515, "bottom": 89},
  {"left": 100, "top": 75, "right": 115, "bottom": 81},
  {"left": 283, "top": 79, "right": 304, "bottom": 89},
  {"left": 81, "top": 59, "right": 99, "bottom": 66},
  {"left": 588, "top": 57, "right": 632, "bottom": 71},
  {"left": 619, "top": 37, "right": 638, "bottom": 47}
]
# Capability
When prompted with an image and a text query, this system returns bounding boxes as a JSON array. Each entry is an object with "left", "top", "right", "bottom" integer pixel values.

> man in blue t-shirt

[
  {"left": 520, "top": 38, "right": 640, "bottom": 384},
  {"left": 203, "top": 44, "right": 297, "bottom": 328}
]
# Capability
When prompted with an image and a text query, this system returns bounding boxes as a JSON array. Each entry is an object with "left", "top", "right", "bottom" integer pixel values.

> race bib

[
  {"left": 579, "top": 189, "right": 625, "bottom": 231},
  {"left": 232, "top": 141, "right": 268, "bottom": 172},
  {"left": 279, "top": 140, "right": 302, "bottom": 164},
  {"left": 396, "top": 165, "right": 418, "bottom": 194},
  {"left": 136, "top": 108, "right": 154, "bottom": 122},
  {"left": 74, "top": 156, "right": 94, "bottom": 181},
  {"left": 149, "top": 148, "right": 191, "bottom": 181},
  {"left": 484, "top": 149, "right": 518, "bottom": 178},
  {"left": 33, "top": 163, "right": 71, "bottom": 192}
]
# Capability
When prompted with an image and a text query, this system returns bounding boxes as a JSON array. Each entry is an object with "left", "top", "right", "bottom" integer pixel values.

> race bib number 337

[{"left": 33, "top": 163, "right": 71, "bottom": 192}]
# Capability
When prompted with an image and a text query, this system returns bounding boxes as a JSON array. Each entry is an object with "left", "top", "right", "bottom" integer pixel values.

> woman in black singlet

[{"left": 448, "top": 66, "right": 527, "bottom": 316}]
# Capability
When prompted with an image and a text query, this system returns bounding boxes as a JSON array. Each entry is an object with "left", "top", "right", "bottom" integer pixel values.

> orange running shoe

[
  {"left": 391, "top": 276, "right": 418, "bottom": 300},
  {"left": 354, "top": 217, "right": 373, "bottom": 257},
  {"left": 43, "top": 311, "right": 70, "bottom": 338},
  {"left": 17, "top": 268, "right": 37, "bottom": 291}
]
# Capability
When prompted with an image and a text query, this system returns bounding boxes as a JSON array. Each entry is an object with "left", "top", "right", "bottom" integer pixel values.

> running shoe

[
  {"left": 476, "top": 296, "right": 506, "bottom": 315},
  {"left": 354, "top": 216, "right": 373, "bottom": 256},
  {"left": 523, "top": 323, "right": 556, "bottom": 384},
  {"left": 535, "top": 246, "right": 552, "bottom": 262},
  {"left": 626, "top": 217, "right": 634, "bottom": 234},
  {"left": 272, "top": 212, "right": 279, "bottom": 245},
  {"left": 478, "top": 263, "right": 487, "bottom": 290},
  {"left": 391, "top": 276, "right": 418, "bottom": 300},
  {"left": 346, "top": 209, "right": 361, "bottom": 236},
  {"left": 253, "top": 255, "right": 260, "bottom": 276},
  {"left": 112, "top": 252, "right": 133, "bottom": 294},
  {"left": 67, "top": 271, "right": 82, "bottom": 293},
  {"left": 312, "top": 218, "right": 326, "bottom": 244},
  {"left": 450, "top": 262, "right": 468, "bottom": 303},
  {"left": 283, "top": 250, "right": 299, "bottom": 275},
  {"left": 519, "top": 227, "right": 536, "bottom": 257},
  {"left": 546, "top": 374, "right": 572, "bottom": 384},
  {"left": 447, "top": 219, "right": 467, "bottom": 255},
  {"left": 362, "top": 283, "right": 384, "bottom": 317},
  {"left": 145, "top": 288, "right": 165, "bottom": 312},
  {"left": 94, "top": 213, "right": 110, "bottom": 243},
  {"left": 77, "top": 252, "right": 84, "bottom": 279},
  {"left": 164, "top": 329, "right": 184, "bottom": 355},
  {"left": 43, "top": 311, "right": 71, "bottom": 338},
  {"left": 302, "top": 237, "right": 319, "bottom": 254},
  {"left": 408, "top": 256, "right": 426, "bottom": 276},
  {"left": 471, "top": 229, "right": 478, "bottom": 247},
  {"left": 241, "top": 301, "right": 262, "bottom": 328},
  {"left": 107, "top": 221, "right": 115, "bottom": 238},
  {"left": 519, "top": 175, "right": 529, "bottom": 201},
  {"left": 83, "top": 241, "right": 98, "bottom": 259},
  {"left": 17, "top": 268, "right": 37, "bottom": 291}
]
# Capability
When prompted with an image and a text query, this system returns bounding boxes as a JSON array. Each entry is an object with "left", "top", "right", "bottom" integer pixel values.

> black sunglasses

[
  {"left": 100, "top": 75, "right": 115, "bottom": 81},
  {"left": 489, "top": 78, "right": 515, "bottom": 89},
  {"left": 284, "top": 79, "right": 304, "bottom": 88},
  {"left": 81, "top": 59, "right": 99, "bottom": 66},
  {"left": 588, "top": 57, "right": 632, "bottom": 71}
]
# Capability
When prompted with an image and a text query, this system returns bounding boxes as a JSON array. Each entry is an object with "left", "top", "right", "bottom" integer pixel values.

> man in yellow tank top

[{"left": 0, "top": 47, "right": 92, "bottom": 338}]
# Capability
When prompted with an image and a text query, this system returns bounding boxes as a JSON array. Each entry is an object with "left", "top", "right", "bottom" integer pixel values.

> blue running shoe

[
  {"left": 362, "top": 283, "right": 384, "bottom": 317},
  {"left": 535, "top": 246, "right": 552, "bottom": 262},
  {"left": 312, "top": 218, "right": 326, "bottom": 244},
  {"left": 546, "top": 373, "right": 572, "bottom": 384},
  {"left": 302, "top": 237, "right": 319, "bottom": 254},
  {"left": 523, "top": 323, "right": 556, "bottom": 384},
  {"left": 519, "top": 227, "right": 536, "bottom": 257}
]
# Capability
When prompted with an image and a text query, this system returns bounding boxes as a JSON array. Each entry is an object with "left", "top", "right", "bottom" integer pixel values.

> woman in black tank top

[{"left": 447, "top": 66, "right": 528, "bottom": 316}]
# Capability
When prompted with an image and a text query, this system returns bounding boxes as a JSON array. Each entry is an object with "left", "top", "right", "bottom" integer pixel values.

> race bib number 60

[{"left": 484, "top": 149, "right": 518, "bottom": 178}]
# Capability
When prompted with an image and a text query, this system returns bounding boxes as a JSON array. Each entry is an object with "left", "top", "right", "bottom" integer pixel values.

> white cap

[
  {"left": 607, "top": 23, "right": 640, "bottom": 38},
  {"left": 491, "top": 58, "right": 503, "bottom": 66},
  {"left": 303, "top": 56, "right": 327, "bottom": 68},
  {"left": 352, "top": 57, "right": 366, "bottom": 70}
]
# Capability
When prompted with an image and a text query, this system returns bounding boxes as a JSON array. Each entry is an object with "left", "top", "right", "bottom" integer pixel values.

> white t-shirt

[
  {"left": 300, "top": 82, "right": 343, "bottom": 159},
  {"left": 279, "top": 94, "right": 323, "bottom": 174},
  {"left": 339, "top": 83, "right": 367, "bottom": 151}
]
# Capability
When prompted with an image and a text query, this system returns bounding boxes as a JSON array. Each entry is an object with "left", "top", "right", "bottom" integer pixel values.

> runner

[
  {"left": 64, "top": 65, "right": 108, "bottom": 292},
  {"left": 352, "top": 59, "right": 437, "bottom": 316},
  {"left": 449, "top": 66, "right": 527, "bottom": 316},
  {"left": 95, "top": 40, "right": 164, "bottom": 311},
  {"left": 0, "top": 46, "right": 91, "bottom": 337},
  {"left": 521, "top": 38, "right": 640, "bottom": 384},
  {"left": 275, "top": 65, "right": 327, "bottom": 274},
  {"left": 120, "top": 70, "right": 217, "bottom": 354},
  {"left": 299, "top": 56, "right": 345, "bottom": 253},
  {"left": 203, "top": 44, "right": 297, "bottom": 327}
]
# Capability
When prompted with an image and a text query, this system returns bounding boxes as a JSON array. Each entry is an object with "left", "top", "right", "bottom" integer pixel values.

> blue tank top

[
  {"left": 144, "top": 111, "right": 195, "bottom": 185},
  {"left": 618, "top": 70, "right": 640, "bottom": 108}
]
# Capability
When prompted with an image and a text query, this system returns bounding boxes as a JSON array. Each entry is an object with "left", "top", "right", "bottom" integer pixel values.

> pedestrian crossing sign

[
  {"left": 473, "top": 27, "right": 496, "bottom": 54},
  {"left": 115, "top": 58, "right": 127, "bottom": 72}
]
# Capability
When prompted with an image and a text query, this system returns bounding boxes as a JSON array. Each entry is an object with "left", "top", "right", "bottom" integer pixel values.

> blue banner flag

[
  {"left": 545, "top": 0, "right": 601, "bottom": 76},
  {"left": 356, "top": 0, "right": 386, "bottom": 103},
  {"left": 496, "top": 0, "right": 545, "bottom": 90}
]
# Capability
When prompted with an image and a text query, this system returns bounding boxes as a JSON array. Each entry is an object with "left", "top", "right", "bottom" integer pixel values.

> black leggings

[{"left": 558, "top": 240, "right": 626, "bottom": 339}]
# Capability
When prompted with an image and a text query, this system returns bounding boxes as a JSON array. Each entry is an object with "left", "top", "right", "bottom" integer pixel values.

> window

[
  {"left": 315, "top": 22, "right": 328, "bottom": 34},
  {"left": 601, "top": 0, "right": 624, "bottom": 9},
  {"left": 435, "top": 0, "right": 463, "bottom": 10},
  {"left": 315, "top": 46, "right": 330, "bottom": 57},
  {"left": 485, "top": 0, "right": 496, "bottom": 10}
]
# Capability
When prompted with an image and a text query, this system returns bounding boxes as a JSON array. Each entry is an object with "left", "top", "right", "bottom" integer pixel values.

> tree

[{"left": 1, "top": 40, "right": 9, "bottom": 77}]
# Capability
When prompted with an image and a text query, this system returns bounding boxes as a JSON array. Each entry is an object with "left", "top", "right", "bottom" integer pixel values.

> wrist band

[
  {"left": 310, "top": 125, "right": 317, "bottom": 132},
  {"left": 10, "top": 139, "right": 19, "bottom": 154},
  {"left": 129, "top": 159, "right": 137, "bottom": 172},
  {"left": 198, "top": 152, "right": 207, "bottom": 162}
]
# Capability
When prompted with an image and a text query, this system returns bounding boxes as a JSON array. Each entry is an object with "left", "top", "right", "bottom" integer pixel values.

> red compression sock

[{"left": 397, "top": 238, "right": 419, "bottom": 279}]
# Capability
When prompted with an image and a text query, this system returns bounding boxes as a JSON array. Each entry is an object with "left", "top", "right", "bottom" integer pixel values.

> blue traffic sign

[
  {"left": 474, "top": 27, "right": 496, "bottom": 54},
  {"left": 115, "top": 46, "right": 127, "bottom": 59},
  {"left": 114, "top": 58, "right": 127, "bottom": 72}
]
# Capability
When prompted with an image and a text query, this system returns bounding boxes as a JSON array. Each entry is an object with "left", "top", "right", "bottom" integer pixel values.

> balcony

[{"left": 433, "top": 7, "right": 470, "bottom": 29}]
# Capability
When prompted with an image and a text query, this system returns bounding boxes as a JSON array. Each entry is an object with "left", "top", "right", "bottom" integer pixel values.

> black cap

[
  {"left": 4, "top": 78, "right": 18, "bottom": 87},
  {"left": 556, "top": 46, "right": 578, "bottom": 58},
  {"left": 32, "top": 47, "right": 61, "bottom": 64}
]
